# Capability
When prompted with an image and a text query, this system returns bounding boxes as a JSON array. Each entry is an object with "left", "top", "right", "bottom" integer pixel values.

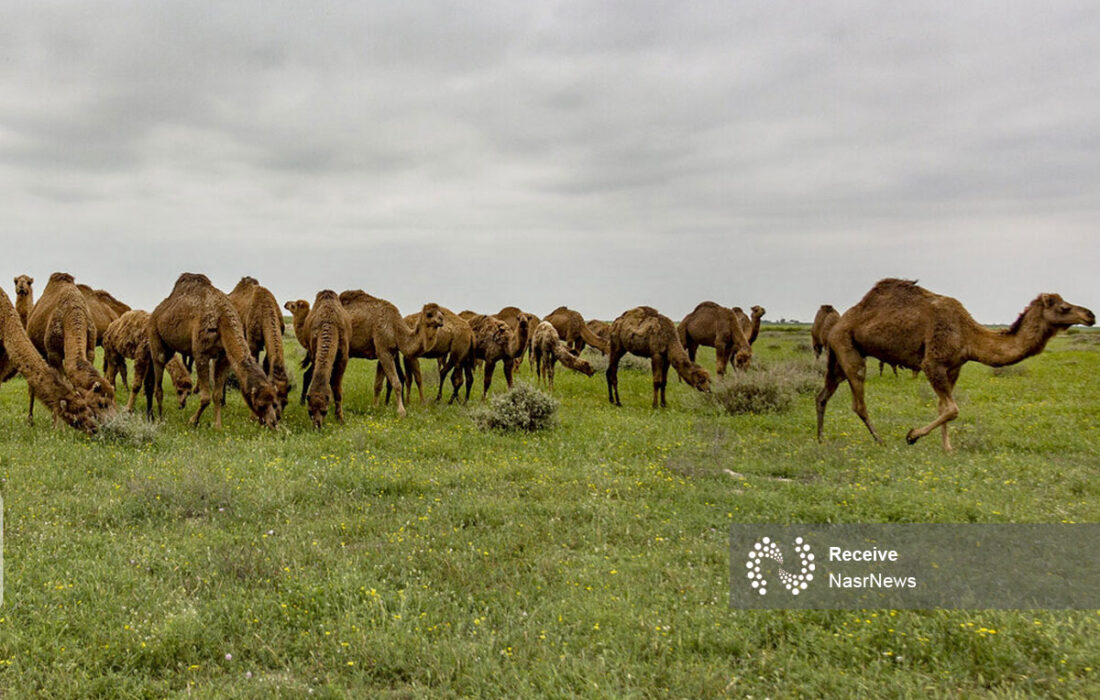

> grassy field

[{"left": 0, "top": 325, "right": 1097, "bottom": 697}]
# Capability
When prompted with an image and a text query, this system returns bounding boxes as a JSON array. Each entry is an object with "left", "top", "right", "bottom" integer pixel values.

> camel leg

[
  {"left": 503, "top": 358, "right": 515, "bottom": 390},
  {"left": 906, "top": 366, "right": 960, "bottom": 451},
  {"left": 299, "top": 360, "right": 313, "bottom": 405},
  {"left": 189, "top": 356, "right": 213, "bottom": 427},
  {"left": 715, "top": 343, "right": 729, "bottom": 377},
  {"left": 212, "top": 356, "right": 230, "bottom": 430},
  {"left": 373, "top": 364, "right": 388, "bottom": 406},
  {"left": 606, "top": 347, "right": 624, "bottom": 406},
  {"left": 436, "top": 356, "right": 451, "bottom": 402},
  {"left": 128, "top": 354, "right": 148, "bottom": 413},
  {"left": 462, "top": 360, "right": 474, "bottom": 404},
  {"left": 482, "top": 360, "right": 496, "bottom": 400},
  {"left": 833, "top": 346, "right": 883, "bottom": 444},
  {"left": 547, "top": 357, "right": 555, "bottom": 392},
  {"left": 815, "top": 350, "right": 846, "bottom": 442},
  {"left": 332, "top": 352, "right": 348, "bottom": 424},
  {"left": 377, "top": 351, "right": 406, "bottom": 417},
  {"left": 27, "top": 387, "right": 35, "bottom": 426},
  {"left": 659, "top": 355, "right": 670, "bottom": 407}
]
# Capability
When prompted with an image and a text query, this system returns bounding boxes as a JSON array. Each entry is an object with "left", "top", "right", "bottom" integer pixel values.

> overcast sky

[{"left": 1, "top": 1, "right": 1097, "bottom": 323}]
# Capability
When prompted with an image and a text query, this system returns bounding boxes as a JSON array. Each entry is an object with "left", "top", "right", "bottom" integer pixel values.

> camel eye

[{"left": 1059, "top": 305, "right": 1071, "bottom": 313}]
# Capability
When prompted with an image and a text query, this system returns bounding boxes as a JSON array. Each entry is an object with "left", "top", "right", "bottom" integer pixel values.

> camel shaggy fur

[
  {"left": 304, "top": 290, "right": 351, "bottom": 429},
  {"left": 26, "top": 273, "right": 116, "bottom": 421},
  {"left": 228, "top": 277, "right": 291, "bottom": 412},
  {"left": 103, "top": 310, "right": 192, "bottom": 413},
  {"left": 147, "top": 273, "right": 279, "bottom": 428},
  {"left": 608, "top": 306, "right": 711, "bottom": 407},
  {"left": 816, "top": 279, "right": 1095, "bottom": 451},
  {"left": 0, "top": 287, "right": 97, "bottom": 433},
  {"left": 811, "top": 305, "right": 840, "bottom": 359},
  {"left": 678, "top": 301, "right": 752, "bottom": 376},
  {"left": 532, "top": 321, "right": 594, "bottom": 391},
  {"left": 544, "top": 306, "right": 609, "bottom": 355}
]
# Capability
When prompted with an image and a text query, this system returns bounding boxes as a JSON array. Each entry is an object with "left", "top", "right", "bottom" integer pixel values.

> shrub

[
  {"left": 472, "top": 383, "right": 558, "bottom": 432},
  {"left": 584, "top": 349, "right": 649, "bottom": 374},
  {"left": 95, "top": 411, "right": 159, "bottom": 447},
  {"left": 709, "top": 360, "right": 822, "bottom": 415}
]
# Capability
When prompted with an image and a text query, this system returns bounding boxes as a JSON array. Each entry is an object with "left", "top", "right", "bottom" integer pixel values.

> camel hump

[
  {"left": 173, "top": 272, "right": 212, "bottom": 289},
  {"left": 339, "top": 289, "right": 376, "bottom": 305},
  {"left": 690, "top": 301, "right": 722, "bottom": 313},
  {"left": 314, "top": 290, "right": 339, "bottom": 303},
  {"left": 548, "top": 305, "right": 570, "bottom": 316},
  {"left": 820, "top": 304, "right": 836, "bottom": 313},
  {"left": 49, "top": 272, "right": 76, "bottom": 284},
  {"left": 239, "top": 276, "right": 259, "bottom": 286}
]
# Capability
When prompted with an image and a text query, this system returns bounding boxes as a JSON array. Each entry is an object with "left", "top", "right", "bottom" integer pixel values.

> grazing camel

[
  {"left": 678, "top": 301, "right": 752, "bottom": 376},
  {"left": 816, "top": 279, "right": 1095, "bottom": 451},
  {"left": 531, "top": 321, "right": 594, "bottom": 391},
  {"left": 402, "top": 305, "right": 476, "bottom": 404},
  {"left": 228, "top": 277, "right": 291, "bottom": 414},
  {"left": 466, "top": 313, "right": 530, "bottom": 398},
  {"left": 338, "top": 290, "right": 428, "bottom": 418},
  {"left": 14, "top": 275, "right": 34, "bottom": 328},
  {"left": 147, "top": 273, "right": 279, "bottom": 428},
  {"left": 304, "top": 290, "right": 351, "bottom": 429},
  {"left": 0, "top": 287, "right": 98, "bottom": 433},
  {"left": 608, "top": 306, "right": 711, "bottom": 407},
  {"left": 26, "top": 273, "right": 116, "bottom": 422},
  {"left": 811, "top": 305, "right": 840, "bottom": 359},
  {"left": 544, "top": 306, "right": 609, "bottom": 355},
  {"left": 732, "top": 305, "right": 766, "bottom": 346},
  {"left": 103, "top": 310, "right": 193, "bottom": 413}
]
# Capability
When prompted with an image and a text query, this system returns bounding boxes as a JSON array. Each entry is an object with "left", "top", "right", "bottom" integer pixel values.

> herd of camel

[{"left": 0, "top": 272, "right": 1092, "bottom": 451}]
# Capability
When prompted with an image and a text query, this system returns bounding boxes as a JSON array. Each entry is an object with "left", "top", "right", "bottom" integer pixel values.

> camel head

[
  {"left": 57, "top": 395, "right": 98, "bottom": 435},
  {"left": 576, "top": 357, "right": 595, "bottom": 377},
  {"left": 1037, "top": 294, "right": 1095, "bottom": 329},
  {"left": 284, "top": 299, "right": 310, "bottom": 316},
  {"left": 419, "top": 303, "right": 446, "bottom": 345},
  {"left": 308, "top": 389, "right": 331, "bottom": 429},
  {"left": 175, "top": 377, "right": 193, "bottom": 410},
  {"left": 14, "top": 275, "right": 33, "bottom": 296},
  {"left": 751, "top": 305, "right": 766, "bottom": 320},
  {"left": 244, "top": 378, "right": 280, "bottom": 429},
  {"left": 684, "top": 364, "right": 711, "bottom": 393},
  {"left": 733, "top": 348, "right": 752, "bottom": 371}
]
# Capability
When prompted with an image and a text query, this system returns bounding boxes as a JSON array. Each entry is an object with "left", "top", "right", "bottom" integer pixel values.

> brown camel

[
  {"left": 283, "top": 299, "right": 314, "bottom": 405},
  {"left": 811, "top": 305, "right": 840, "bottom": 359},
  {"left": 733, "top": 305, "right": 766, "bottom": 345},
  {"left": 816, "top": 278, "right": 1095, "bottom": 451},
  {"left": 26, "top": 273, "right": 116, "bottom": 421},
  {"left": 338, "top": 290, "right": 429, "bottom": 418},
  {"left": 608, "top": 306, "right": 711, "bottom": 407},
  {"left": 372, "top": 307, "right": 450, "bottom": 405},
  {"left": 544, "top": 306, "right": 609, "bottom": 355},
  {"left": 304, "top": 290, "right": 351, "bottom": 429},
  {"left": 400, "top": 305, "right": 476, "bottom": 404},
  {"left": 103, "top": 310, "right": 193, "bottom": 413},
  {"left": 677, "top": 301, "right": 752, "bottom": 376},
  {"left": 14, "top": 275, "right": 34, "bottom": 328},
  {"left": 495, "top": 306, "right": 540, "bottom": 368},
  {"left": 586, "top": 318, "right": 610, "bottom": 346},
  {"left": 228, "top": 277, "right": 291, "bottom": 413},
  {"left": 466, "top": 312, "right": 530, "bottom": 398},
  {"left": 0, "top": 287, "right": 98, "bottom": 433},
  {"left": 77, "top": 284, "right": 130, "bottom": 345},
  {"left": 532, "top": 321, "right": 594, "bottom": 391},
  {"left": 147, "top": 273, "right": 279, "bottom": 428}
]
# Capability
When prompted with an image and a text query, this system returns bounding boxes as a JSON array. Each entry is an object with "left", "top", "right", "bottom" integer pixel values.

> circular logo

[{"left": 745, "top": 536, "right": 815, "bottom": 596}]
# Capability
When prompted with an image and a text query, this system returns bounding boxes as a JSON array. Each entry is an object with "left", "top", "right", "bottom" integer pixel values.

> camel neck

[{"left": 968, "top": 307, "right": 1056, "bottom": 367}]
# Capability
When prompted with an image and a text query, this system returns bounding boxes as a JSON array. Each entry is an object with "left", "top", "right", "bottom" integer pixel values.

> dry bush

[{"left": 472, "top": 383, "right": 558, "bottom": 432}]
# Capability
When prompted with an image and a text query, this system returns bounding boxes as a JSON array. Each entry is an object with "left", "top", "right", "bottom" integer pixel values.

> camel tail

[{"left": 579, "top": 323, "right": 609, "bottom": 354}]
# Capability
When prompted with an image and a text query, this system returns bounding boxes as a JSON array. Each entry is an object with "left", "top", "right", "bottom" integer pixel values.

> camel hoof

[{"left": 905, "top": 430, "right": 919, "bottom": 445}]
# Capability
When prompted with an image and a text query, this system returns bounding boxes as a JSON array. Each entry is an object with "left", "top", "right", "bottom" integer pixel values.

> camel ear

[
  {"left": 28, "top": 277, "right": 33, "bottom": 284},
  {"left": 1041, "top": 294, "right": 1057, "bottom": 308}
]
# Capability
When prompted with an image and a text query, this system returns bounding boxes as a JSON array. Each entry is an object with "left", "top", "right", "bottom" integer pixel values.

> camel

[
  {"left": 283, "top": 299, "right": 314, "bottom": 404},
  {"left": 338, "top": 289, "right": 430, "bottom": 418},
  {"left": 531, "top": 321, "right": 594, "bottom": 391},
  {"left": 26, "top": 273, "right": 116, "bottom": 422},
  {"left": 811, "top": 305, "right": 840, "bottom": 359},
  {"left": 586, "top": 319, "right": 610, "bottom": 347},
  {"left": 303, "top": 290, "right": 351, "bottom": 429},
  {"left": 608, "top": 306, "right": 711, "bottom": 407},
  {"left": 466, "top": 312, "right": 530, "bottom": 398},
  {"left": 102, "top": 310, "right": 193, "bottom": 413},
  {"left": 77, "top": 284, "right": 130, "bottom": 345},
  {"left": 0, "top": 287, "right": 98, "bottom": 433},
  {"left": 400, "top": 305, "right": 476, "bottom": 404},
  {"left": 816, "top": 278, "right": 1095, "bottom": 451},
  {"left": 14, "top": 275, "right": 33, "bottom": 328},
  {"left": 733, "top": 305, "right": 766, "bottom": 345},
  {"left": 495, "top": 306, "right": 540, "bottom": 368},
  {"left": 147, "top": 273, "right": 279, "bottom": 428},
  {"left": 677, "top": 301, "right": 752, "bottom": 376},
  {"left": 544, "top": 306, "right": 609, "bottom": 355},
  {"left": 228, "top": 277, "right": 291, "bottom": 413},
  {"left": 372, "top": 307, "right": 451, "bottom": 406}
]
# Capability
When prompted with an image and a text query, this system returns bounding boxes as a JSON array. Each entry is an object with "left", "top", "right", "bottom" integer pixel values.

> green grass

[{"left": 0, "top": 328, "right": 1097, "bottom": 697}]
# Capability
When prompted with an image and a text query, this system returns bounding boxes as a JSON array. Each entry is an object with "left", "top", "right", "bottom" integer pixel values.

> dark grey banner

[{"left": 729, "top": 524, "right": 1100, "bottom": 609}]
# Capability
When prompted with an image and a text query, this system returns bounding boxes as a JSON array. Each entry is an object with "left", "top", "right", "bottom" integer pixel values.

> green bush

[
  {"left": 709, "top": 360, "right": 822, "bottom": 415},
  {"left": 472, "top": 382, "right": 558, "bottom": 432},
  {"left": 95, "top": 410, "right": 159, "bottom": 446}
]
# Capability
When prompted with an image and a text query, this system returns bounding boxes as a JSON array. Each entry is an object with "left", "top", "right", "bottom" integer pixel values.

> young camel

[
  {"left": 228, "top": 277, "right": 291, "bottom": 414},
  {"left": 401, "top": 305, "right": 476, "bottom": 404},
  {"left": 466, "top": 313, "right": 530, "bottom": 398},
  {"left": 816, "top": 278, "right": 1095, "bottom": 451},
  {"left": 678, "top": 301, "right": 752, "bottom": 376},
  {"left": 147, "top": 273, "right": 279, "bottom": 428},
  {"left": 608, "top": 306, "right": 711, "bottom": 407},
  {"left": 102, "top": 310, "right": 193, "bottom": 413},
  {"left": 531, "top": 321, "right": 595, "bottom": 391},
  {"left": 283, "top": 299, "right": 313, "bottom": 405},
  {"left": 26, "top": 273, "right": 116, "bottom": 422},
  {"left": 304, "top": 291, "right": 351, "bottom": 429},
  {"left": 732, "top": 305, "right": 766, "bottom": 346},
  {"left": 0, "top": 287, "right": 98, "bottom": 433}
]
